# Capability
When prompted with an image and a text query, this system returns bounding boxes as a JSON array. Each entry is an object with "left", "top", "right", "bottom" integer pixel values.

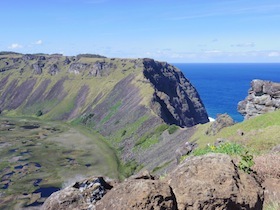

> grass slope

[{"left": 190, "top": 109, "right": 280, "bottom": 153}]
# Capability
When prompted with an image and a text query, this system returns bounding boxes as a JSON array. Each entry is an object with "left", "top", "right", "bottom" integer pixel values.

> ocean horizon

[{"left": 173, "top": 63, "right": 280, "bottom": 122}]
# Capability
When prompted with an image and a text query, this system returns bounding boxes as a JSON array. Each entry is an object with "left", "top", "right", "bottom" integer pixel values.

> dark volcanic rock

[
  {"left": 48, "top": 64, "right": 60, "bottom": 75},
  {"left": 206, "top": 113, "right": 234, "bottom": 135},
  {"left": 44, "top": 154, "right": 264, "bottom": 210},
  {"left": 238, "top": 79, "right": 280, "bottom": 119},
  {"left": 96, "top": 177, "right": 177, "bottom": 210},
  {"left": 68, "top": 62, "right": 89, "bottom": 74},
  {"left": 166, "top": 153, "right": 264, "bottom": 210},
  {"left": 32, "top": 62, "right": 44, "bottom": 74},
  {"left": 42, "top": 177, "right": 115, "bottom": 210},
  {"left": 143, "top": 58, "right": 209, "bottom": 127}
]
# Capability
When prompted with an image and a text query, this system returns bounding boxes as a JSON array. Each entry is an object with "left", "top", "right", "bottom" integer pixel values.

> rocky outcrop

[
  {"left": 43, "top": 154, "right": 264, "bottom": 210},
  {"left": 41, "top": 177, "right": 115, "bottom": 210},
  {"left": 143, "top": 58, "right": 209, "bottom": 127},
  {"left": 238, "top": 79, "right": 280, "bottom": 119},
  {"left": 166, "top": 153, "right": 264, "bottom": 210},
  {"left": 96, "top": 178, "right": 177, "bottom": 210},
  {"left": 206, "top": 113, "right": 234, "bottom": 135}
]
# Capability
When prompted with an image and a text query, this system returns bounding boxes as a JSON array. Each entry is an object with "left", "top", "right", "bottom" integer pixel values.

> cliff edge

[{"left": 238, "top": 79, "right": 280, "bottom": 119}]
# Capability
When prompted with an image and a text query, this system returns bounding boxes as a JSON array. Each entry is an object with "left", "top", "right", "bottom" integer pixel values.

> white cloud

[
  {"left": 8, "top": 43, "right": 23, "bottom": 49},
  {"left": 268, "top": 51, "right": 280, "bottom": 57},
  {"left": 34, "top": 40, "right": 43, "bottom": 45},
  {"left": 204, "top": 50, "right": 222, "bottom": 53}
]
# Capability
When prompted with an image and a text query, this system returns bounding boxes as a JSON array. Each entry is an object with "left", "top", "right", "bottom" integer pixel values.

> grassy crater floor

[{"left": 0, "top": 116, "right": 119, "bottom": 209}]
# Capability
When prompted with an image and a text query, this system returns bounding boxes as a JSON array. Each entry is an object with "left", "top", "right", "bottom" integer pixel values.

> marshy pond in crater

[{"left": 0, "top": 117, "right": 119, "bottom": 209}]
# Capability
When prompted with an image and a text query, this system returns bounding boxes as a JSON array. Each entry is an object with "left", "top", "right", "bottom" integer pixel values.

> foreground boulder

[
  {"left": 42, "top": 154, "right": 264, "bottom": 210},
  {"left": 96, "top": 178, "right": 177, "bottom": 210},
  {"left": 206, "top": 113, "right": 234, "bottom": 135},
  {"left": 41, "top": 177, "right": 115, "bottom": 210},
  {"left": 166, "top": 153, "right": 264, "bottom": 210},
  {"left": 238, "top": 79, "right": 280, "bottom": 119}
]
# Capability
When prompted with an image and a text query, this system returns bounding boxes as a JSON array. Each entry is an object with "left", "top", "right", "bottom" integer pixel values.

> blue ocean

[{"left": 173, "top": 63, "right": 280, "bottom": 122}]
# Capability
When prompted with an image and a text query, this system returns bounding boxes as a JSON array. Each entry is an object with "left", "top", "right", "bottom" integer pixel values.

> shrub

[
  {"left": 36, "top": 110, "right": 43, "bottom": 117},
  {"left": 121, "top": 130, "right": 126, "bottom": 137},
  {"left": 238, "top": 151, "right": 254, "bottom": 174},
  {"left": 192, "top": 142, "right": 254, "bottom": 173},
  {"left": 168, "top": 124, "right": 179, "bottom": 134},
  {"left": 193, "top": 142, "right": 245, "bottom": 156},
  {"left": 121, "top": 160, "right": 143, "bottom": 178}
]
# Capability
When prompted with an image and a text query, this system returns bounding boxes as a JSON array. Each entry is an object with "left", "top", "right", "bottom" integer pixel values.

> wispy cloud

[
  {"left": 268, "top": 51, "right": 280, "bottom": 57},
  {"left": 8, "top": 43, "right": 23, "bottom": 49},
  {"left": 212, "top": 39, "right": 218, "bottom": 42},
  {"left": 143, "top": 49, "right": 280, "bottom": 62},
  {"left": 34, "top": 40, "right": 43, "bottom": 45}
]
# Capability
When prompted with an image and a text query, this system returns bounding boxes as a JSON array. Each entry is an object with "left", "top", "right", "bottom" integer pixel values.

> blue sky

[{"left": 1, "top": 0, "right": 280, "bottom": 62}]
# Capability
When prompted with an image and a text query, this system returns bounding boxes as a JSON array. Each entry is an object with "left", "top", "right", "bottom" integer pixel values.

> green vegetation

[
  {"left": 189, "top": 109, "right": 280, "bottom": 152},
  {"left": 168, "top": 124, "right": 179, "bottom": 134},
  {"left": 152, "top": 161, "right": 172, "bottom": 173},
  {"left": 192, "top": 142, "right": 246, "bottom": 156},
  {"left": 264, "top": 201, "right": 280, "bottom": 210},
  {"left": 36, "top": 110, "right": 43, "bottom": 117},
  {"left": 182, "top": 142, "right": 255, "bottom": 173},
  {"left": 120, "top": 160, "right": 143, "bottom": 178},
  {"left": 238, "top": 151, "right": 254, "bottom": 174},
  {"left": 77, "top": 53, "right": 106, "bottom": 59},
  {"left": 101, "top": 101, "right": 122, "bottom": 124},
  {"left": 108, "top": 115, "right": 149, "bottom": 144},
  {"left": 0, "top": 51, "right": 22, "bottom": 55},
  {"left": 0, "top": 116, "right": 120, "bottom": 208},
  {"left": 134, "top": 124, "right": 168, "bottom": 149}
]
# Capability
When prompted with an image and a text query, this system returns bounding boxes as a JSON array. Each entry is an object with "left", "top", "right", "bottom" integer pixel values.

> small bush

[
  {"left": 121, "top": 130, "right": 126, "bottom": 137},
  {"left": 134, "top": 124, "right": 168, "bottom": 148},
  {"left": 192, "top": 142, "right": 254, "bottom": 173},
  {"left": 36, "top": 110, "right": 43, "bottom": 117},
  {"left": 193, "top": 142, "right": 245, "bottom": 156},
  {"left": 168, "top": 124, "right": 179, "bottom": 134},
  {"left": 155, "top": 124, "right": 168, "bottom": 133},
  {"left": 238, "top": 151, "right": 254, "bottom": 174},
  {"left": 121, "top": 160, "right": 143, "bottom": 178}
]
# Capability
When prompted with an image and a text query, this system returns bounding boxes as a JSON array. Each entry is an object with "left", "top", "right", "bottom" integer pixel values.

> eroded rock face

[
  {"left": 41, "top": 177, "right": 115, "bottom": 210},
  {"left": 143, "top": 58, "right": 209, "bottom": 127},
  {"left": 166, "top": 153, "right": 264, "bottom": 210},
  {"left": 238, "top": 79, "right": 280, "bottom": 119},
  {"left": 206, "top": 113, "right": 234, "bottom": 135},
  {"left": 95, "top": 178, "right": 177, "bottom": 210}
]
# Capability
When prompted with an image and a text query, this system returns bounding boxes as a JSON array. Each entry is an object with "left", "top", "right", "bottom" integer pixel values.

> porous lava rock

[
  {"left": 41, "top": 177, "right": 115, "bottom": 210},
  {"left": 95, "top": 177, "right": 177, "bottom": 210},
  {"left": 238, "top": 79, "right": 280, "bottom": 119},
  {"left": 42, "top": 154, "right": 264, "bottom": 210},
  {"left": 165, "top": 153, "right": 264, "bottom": 210},
  {"left": 206, "top": 113, "right": 234, "bottom": 135}
]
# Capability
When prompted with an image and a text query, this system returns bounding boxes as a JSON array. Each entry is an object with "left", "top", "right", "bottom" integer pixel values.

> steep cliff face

[
  {"left": 0, "top": 53, "right": 208, "bottom": 170},
  {"left": 238, "top": 79, "right": 280, "bottom": 119},
  {"left": 0, "top": 53, "right": 208, "bottom": 127},
  {"left": 143, "top": 58, "right": 208, "bottom": 127}
]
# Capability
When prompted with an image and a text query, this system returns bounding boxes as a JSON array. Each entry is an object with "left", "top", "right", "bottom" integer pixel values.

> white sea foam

[{"left": 209, "top": 117, "right": 215, "bottom": 122}]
